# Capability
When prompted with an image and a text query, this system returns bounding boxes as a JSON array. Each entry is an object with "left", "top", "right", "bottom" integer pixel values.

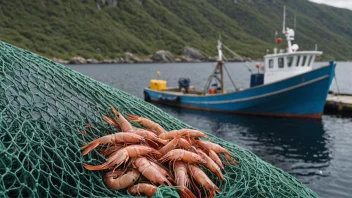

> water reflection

[{"left": 157, "top": 105, "right": 332, "bottom": 177}]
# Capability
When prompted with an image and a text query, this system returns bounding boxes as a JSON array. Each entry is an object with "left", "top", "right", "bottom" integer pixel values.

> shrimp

[
  {"left": 192, "top": 140, "right": 232, "bottom": 156},
  {"left": 125, "top": 114, "right": 166, "bottom": 135},
  {"left": 160, "top": 129, "right": 208, "bottom": 139},
  {"left": 175, "top": 161, "right": 190, "bottom": 187},
  {"left": 128, "top": 183, "right": 158, "bottom": 197},
  {"left": 111, "top": 106, "right": 133, "bottom": 132},
  {"left": 81, "top": 132, "right": 144, "bottom": 156},
  {"left": 188, "top": 164, "right": 221, "bottom": 198},
  {"left": 134, "top": 157, "right": 172, "bottom": 186},
  {"left": 159, "top": 149, "right": 206, "bottom": 164},
  {"left": 83, "top": 145, "right": 161, "bottom": 171},
  {"left": 197, "top": 149, "right": 224, "bottom": 181},
  {"left": 104, "top": 169, "right": 140, "bottom": 190},
  {"left": 174, "top": 161, "right": 197, "bottom": 198},
  {"left": 209, "top": 150, "right": 224, "bottom": 170},
  {"left": 158, "top": 135, "right": 181, "bottom": 155},
  {"left": 129, "top": 128, "right": 168, "bottom": 145}
]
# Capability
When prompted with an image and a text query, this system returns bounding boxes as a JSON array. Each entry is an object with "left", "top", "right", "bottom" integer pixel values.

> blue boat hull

[{"left": 144, "top": 61, "right": 336, "bottom": 119}]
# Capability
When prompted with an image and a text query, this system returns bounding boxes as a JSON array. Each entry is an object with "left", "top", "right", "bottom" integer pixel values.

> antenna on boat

[
  {"left": 217, "top": 39, "right": 223, "bottom": 62},
  {"left": 282, "top": 6, "right": 286, "bottom": 34},
  {"left": 294, "top": 11, "right": 296, "bottom": 31},
  {"left": 282, "top": 6, "right": 295, "bottom": 53}
]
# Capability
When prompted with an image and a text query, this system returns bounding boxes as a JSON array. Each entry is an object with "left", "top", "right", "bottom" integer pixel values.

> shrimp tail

[
  {"left": 84, "top": 155, "right": 128, "bottom": 171},
  {"left": 179, "top": 187, "right": 197, "bottom": 198},
  {"left": 103, "top": 116, "right": 121, "bottom": 131},
  {"left": 81, "top": 140, "right": 100, "bottom": 156},
  {"left": 83, "top": 163, "right": 109, "bottom": 171}
]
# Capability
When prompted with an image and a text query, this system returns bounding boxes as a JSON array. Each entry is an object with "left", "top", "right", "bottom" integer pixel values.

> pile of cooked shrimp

[{"left": 81, "top": 106, "right": 237, "bottom": 198}]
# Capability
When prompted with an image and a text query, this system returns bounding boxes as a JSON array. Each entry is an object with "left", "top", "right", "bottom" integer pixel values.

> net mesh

[{"left": 0, "top": 41, "right": 318, "bottom": 198}]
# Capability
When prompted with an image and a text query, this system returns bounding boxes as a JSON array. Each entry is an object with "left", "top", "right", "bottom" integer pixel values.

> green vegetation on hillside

[{"left": 1, "top": 0, "right": 352, "bottom": 60}]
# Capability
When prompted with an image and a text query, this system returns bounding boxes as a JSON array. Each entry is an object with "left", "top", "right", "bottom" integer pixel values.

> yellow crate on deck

[{"left": 149, "top": 79, "right": 167, "bottom": 91}]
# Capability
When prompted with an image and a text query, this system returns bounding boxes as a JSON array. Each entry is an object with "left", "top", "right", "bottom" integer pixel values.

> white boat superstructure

[{"left": 263, "top": 6, "right": 322, "bottom": 84}]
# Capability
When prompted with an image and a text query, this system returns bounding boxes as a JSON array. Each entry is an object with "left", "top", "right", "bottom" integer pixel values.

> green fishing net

[{"left": 0, "top": 41, "right": 318, "bottom": 198}]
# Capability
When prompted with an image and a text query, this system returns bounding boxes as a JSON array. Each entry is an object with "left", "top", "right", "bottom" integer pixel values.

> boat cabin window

[
  {"left": 296, "top": 56, "right": 301, "bottom": 67},
  {"left": 287, "top": 56, "right": 293, "bottom": 67},
  {"left": 269, "top": 59, "right": 274, "bottom": 68},
  {"left": 308, "top": 56, "right": 313, "bottom": 66},
  {"left": 302, "top": 56, "right": 307, "bottom": 66},
  {"left": 278, "top": 57, "right": 284, "bottom": 68}
]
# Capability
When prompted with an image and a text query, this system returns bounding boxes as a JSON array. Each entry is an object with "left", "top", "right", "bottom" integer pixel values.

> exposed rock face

[
  {"left": 102, "top": 59, "right": 113, "bottom": 64},
  {"left": 112, "top": 58, "right": 120, "bottom": 63},
  {"left": 52, "top": 58, "right": 69, "bottom": 64},
  {"left": 86, "top": 58, "right": 100, "bottom": 64},
  {"left": 181, "top": 56, "right": 201, "bottom": 63},
  {"left": 69, "top": 57, "right": 86, "bottom": 64},
  {"left": 139, "top": 58, "right": 153, "bottom": 63},
  {"left": 183, "top": 46, "right": 205, "bottom": 60},
  {"left": 125, "top": 52, "right": 142, "bottom": 63},
  {"left": 175, "top": 58, "right": 182, "bottom": 63},
  {"left": 150, "top": 50, "right": 174, "bottom": 63}
]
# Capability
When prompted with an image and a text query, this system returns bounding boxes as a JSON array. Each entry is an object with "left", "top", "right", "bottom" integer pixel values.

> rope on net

[{"left": 0, "top": 41, "right": 318, "bottom": 198}]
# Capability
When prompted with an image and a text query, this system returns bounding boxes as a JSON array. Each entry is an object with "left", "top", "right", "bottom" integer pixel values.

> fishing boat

[{"left": 144, "top": 7, "right": 336, "bottom": 119}]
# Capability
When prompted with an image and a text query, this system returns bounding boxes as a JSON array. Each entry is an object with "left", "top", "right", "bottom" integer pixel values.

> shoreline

[
  {"left": 51, "top": 49, "right": 253, "bottom": 65},
  {"left": 52, "top": 57, "right": 253, "bottom": 65},
  {"left": 51, "top": 55, "right": 340, "bottom": 65},
  {"left": 58, "top": 59, "right": 253, "bottom": 65}
]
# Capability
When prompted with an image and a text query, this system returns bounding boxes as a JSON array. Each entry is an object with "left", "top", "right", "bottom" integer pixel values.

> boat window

[
  {"left": 278, "top": 57, "right": 284, "bottom": 68},
  {"left": 287, "top": 56, "right": 293, "bottom": 67},
  {"left": 302, "top": 56, "right": 307, "bottom": 66},
  {"left": 269, "top": 59, "right": 274, "bottom": 68},
  {"left": 296, "top": 56, "right": 301, "bottom": 67},
  {"left": 308, "top": 56, "right": 313, "bottom": 66}
]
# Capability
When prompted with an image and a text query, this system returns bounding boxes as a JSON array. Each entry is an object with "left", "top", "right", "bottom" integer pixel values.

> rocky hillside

[{"left": 1, "top": 0, "right": 352, "bottom": 61}]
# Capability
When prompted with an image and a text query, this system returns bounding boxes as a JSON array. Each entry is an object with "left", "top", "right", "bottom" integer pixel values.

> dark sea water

[{"left": 68, "top": 62, "right": 352, "bottom": 198}]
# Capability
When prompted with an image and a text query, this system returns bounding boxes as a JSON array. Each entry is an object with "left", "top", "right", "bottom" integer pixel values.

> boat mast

[
  {"left": 203, "top": 40, "right": 225, "bottom": 94},
  {"left": 217, "top": 40, "right": 224, "bottom": 93},
  {"left": 282, "top": 6, "right": 286, "bottom": 34},
  {"left": 282, "top": 6, "right": 295, "bottom": 53}
]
